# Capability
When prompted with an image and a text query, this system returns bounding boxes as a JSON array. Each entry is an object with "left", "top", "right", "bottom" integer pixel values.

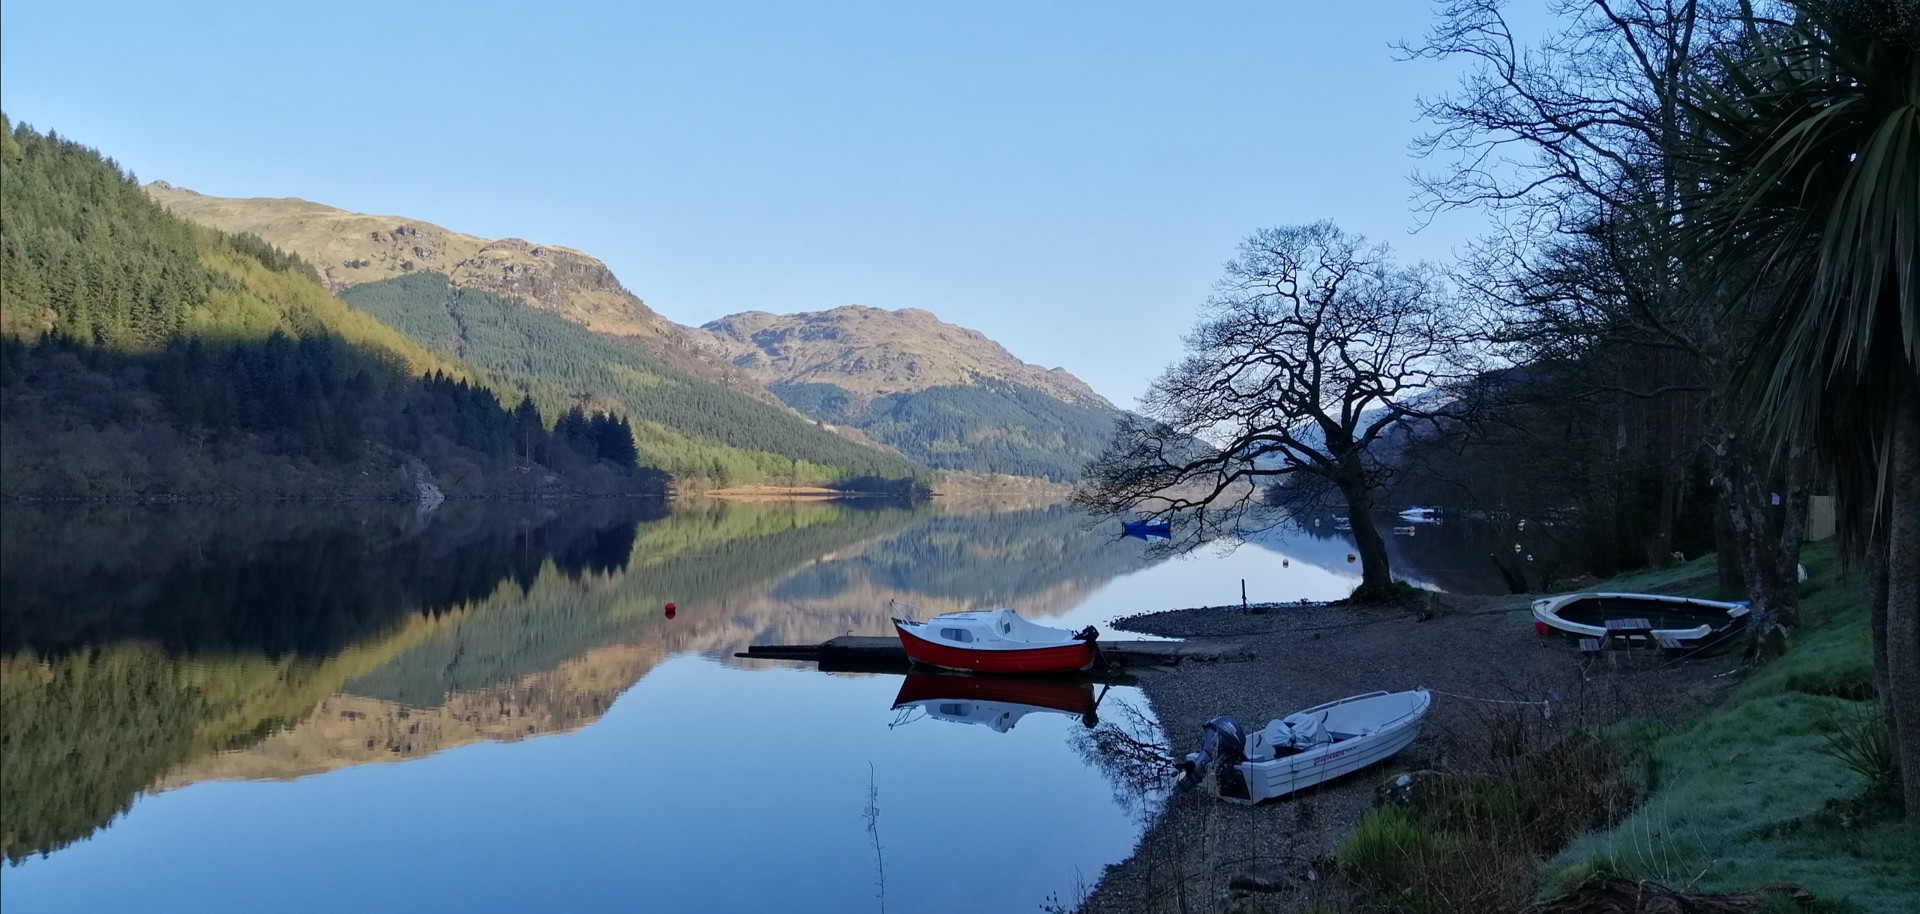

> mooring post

[{"left": 1241, "top": 578, "right": 1247, "bottom": 610}]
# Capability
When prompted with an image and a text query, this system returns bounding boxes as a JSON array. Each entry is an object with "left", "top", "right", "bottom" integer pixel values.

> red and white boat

[{"left": 891, "top": 607, "right": 1100, "bottom": 674}]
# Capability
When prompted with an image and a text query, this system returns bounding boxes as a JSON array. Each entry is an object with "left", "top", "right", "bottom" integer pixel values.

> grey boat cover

[{"left": 1245, "top": 712, "right": 1330, "bottom": 761}]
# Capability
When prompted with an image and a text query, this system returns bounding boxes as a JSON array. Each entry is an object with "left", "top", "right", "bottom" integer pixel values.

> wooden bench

[
  {"left": 1654, "top": 634, "right": 1686, "bottom": 653},
  {"left": 1578, "top": 636, "right": 1610, "bottom": 654},
  {"left": 1605, "top": 617, "right": 1655, "bottom": 648}
]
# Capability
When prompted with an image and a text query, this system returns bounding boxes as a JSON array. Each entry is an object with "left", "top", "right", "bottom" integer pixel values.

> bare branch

[{"left": 1073, "top": 222, "right": 1477, "bottom": 592}]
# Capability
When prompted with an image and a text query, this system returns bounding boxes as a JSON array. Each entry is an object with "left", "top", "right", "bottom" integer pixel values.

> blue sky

[{"left": 2, "top": 1, "right": 1507, "bottom": 406}]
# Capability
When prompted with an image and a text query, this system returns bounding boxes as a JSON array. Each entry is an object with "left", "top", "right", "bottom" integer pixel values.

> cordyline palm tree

[{"left": 1679, "top": 0, "right": 1919, "bottom": 817}]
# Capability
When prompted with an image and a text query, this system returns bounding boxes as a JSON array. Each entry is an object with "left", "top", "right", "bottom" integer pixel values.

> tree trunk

[
  {"left": 1714, "top": 493, "right": 1746, "bottom": 595},
  {"left": 1883, "top": 379, "right": 1920, "bottom": 820},
  {"left": 1654, "top": 422, "right": 1681, "bottom": 565},
  {"left": 1869, "top": 531, "right": 1893, "bottom": 752},
  {"left": 1770, "top": 437, "right": 1811, "bottom": 618},
  {"left": 1711, "top": 432, "right": 1795, "bottom": 625},
  {"left": 1342, "top": 477, "right": 1395, "bottom": 598}
]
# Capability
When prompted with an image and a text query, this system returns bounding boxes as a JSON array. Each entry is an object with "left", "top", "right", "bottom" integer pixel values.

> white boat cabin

[{"left": 914, "top": 609, "right": 1079, "bottom": 649}]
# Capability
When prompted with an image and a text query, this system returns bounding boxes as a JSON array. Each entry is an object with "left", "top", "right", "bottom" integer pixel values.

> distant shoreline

[
  {"left": 697, "top": 485, "right": 911, "bottom": 501},
  {"left": 0, "top": 479, "right": 1061, "bottom": 505}
]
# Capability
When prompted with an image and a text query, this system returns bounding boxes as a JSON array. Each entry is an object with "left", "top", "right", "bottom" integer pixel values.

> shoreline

[
  {"left": 695, "top": 484, "right": 918, "bottom": 500},
  {"left": 1076, "top": 586, "right": 1742, "bottom": 913},
  {"left": 0, "top": 491, "right": 672, "bottom": 505}
]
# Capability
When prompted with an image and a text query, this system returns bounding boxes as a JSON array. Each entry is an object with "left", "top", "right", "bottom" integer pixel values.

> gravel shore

[{"left": 1077, "top": 590, "right": 1740, "bottom": 914}]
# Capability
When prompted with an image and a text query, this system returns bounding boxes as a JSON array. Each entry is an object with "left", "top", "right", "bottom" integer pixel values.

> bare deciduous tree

[
  {"left": 1405, "top": 0, "right": 1812, "bottom": 622},
  {"left": 1074, "top": 222, "right": 1470, "bottom": 600}
]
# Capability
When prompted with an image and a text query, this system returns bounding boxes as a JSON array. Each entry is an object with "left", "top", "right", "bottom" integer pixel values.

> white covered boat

[
  {"left": 1531, "top": 592, "right": 1749, "bottom": 643},
  {"left": 1180, "top": 689, "right": 1431, "bottom": 802}
]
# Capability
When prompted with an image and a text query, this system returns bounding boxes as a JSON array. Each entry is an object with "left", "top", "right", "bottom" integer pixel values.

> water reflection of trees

[
  {"left": 353, "top": 503, "right": 1156, "bottom": 707},
  {"left": 0, "top": 500, "right": 1160, "bottom": 865},
  {"left": 0, "top": 500, "right": 660, "bottom": 865},
  {"left": 344, "top": 500, "right": 933, "bottom": 705},
  {"left": 1071, "top": 697, "right": 1179, "bottom": 826},
  {"left": 0, "top": 500, "right": 659, "bottom": 657},
  {"left": 1243, "top": 517, "right": 1592, "bottom": 596},
  {"left": 773, "top": 505, "right": 1156, "bottom": 605}
]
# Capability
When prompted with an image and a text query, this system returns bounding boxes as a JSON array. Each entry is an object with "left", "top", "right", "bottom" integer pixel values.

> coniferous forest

[{"left": 0, "top": 116, "right": 670, "bottom": 498}]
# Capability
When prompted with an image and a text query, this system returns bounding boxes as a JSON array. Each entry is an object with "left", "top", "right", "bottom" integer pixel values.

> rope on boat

[{"left": 1423, "top": 687, "right": 1560, "bottom": 719}]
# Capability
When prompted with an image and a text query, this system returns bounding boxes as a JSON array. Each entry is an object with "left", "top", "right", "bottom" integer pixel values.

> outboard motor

[
  {"left": 1071, "top": 625, "right": 1100, "bottom": 643},
  {"left": 1176, "top": 715, "right": 1246, "bottom": 780}
]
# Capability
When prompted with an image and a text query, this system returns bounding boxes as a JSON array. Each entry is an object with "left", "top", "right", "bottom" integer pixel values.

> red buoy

[
  {"left": 1533, "top": 620, "right": 1550, "bottom": 636},
  {"left": 664, "top": 602, "right": 677, "bottom": 620}
]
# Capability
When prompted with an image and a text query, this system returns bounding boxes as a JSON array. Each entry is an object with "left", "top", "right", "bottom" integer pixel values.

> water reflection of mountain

[
  {"left": 0, "top": 500, "right": 663, "bottom": 865},
  {"left": 775, "top": 505, "right": 1153, "bottom": 608},
  {"left": 338, "top": 500, "right": 933, "bottom": 707},
  {"left": 160, "top": 505, "right": 1162, "bottom": 791},
  {"left": 347, "top": 503, "right": 1157, "bottom": 703},
  {"left": 1, "top": 500, "right": 1158, "bottom": 864}
]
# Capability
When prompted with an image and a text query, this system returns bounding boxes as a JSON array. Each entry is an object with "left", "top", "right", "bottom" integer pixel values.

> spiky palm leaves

[
  {"left": 1678, "top": 0, "right": 1920, "bottom": 817},
  {"left": 1682, "top": 1, "right": 1918, "bottom": 525}
]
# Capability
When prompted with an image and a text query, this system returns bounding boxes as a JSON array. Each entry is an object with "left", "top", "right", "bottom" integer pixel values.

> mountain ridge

[
  {"left": 143, "top": 183, "right": 1116, "bottom": 410},
  {"left": 144, "top": 183, "right": 1121, "bottom": 482},
  {"left": 143, "top": 182, "right": 737, "bottom": 383},
  {"left": 697, "top": 305, "right": 1114, "bottom": 408}
]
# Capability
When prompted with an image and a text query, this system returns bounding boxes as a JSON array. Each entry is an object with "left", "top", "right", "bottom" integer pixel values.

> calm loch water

[{"left": 0, "top": 499, "right": 1452, "bottom": 913}]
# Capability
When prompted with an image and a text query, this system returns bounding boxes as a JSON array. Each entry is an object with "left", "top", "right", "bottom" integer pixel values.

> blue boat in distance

[{"left": 1121, "top": 519, "right": 1172, "bottom": 539}]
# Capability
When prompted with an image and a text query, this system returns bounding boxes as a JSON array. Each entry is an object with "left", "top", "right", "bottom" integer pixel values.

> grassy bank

[
  {"left": 1339, "top": 543, "right": 1917, "bottom": 913},
  {"left": 1545, "top": 545, "right": 1917, "bottom": 912}
]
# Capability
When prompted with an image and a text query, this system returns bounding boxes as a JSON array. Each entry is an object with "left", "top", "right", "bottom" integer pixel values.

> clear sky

[{"left": 1, "top": 0, "right": 1502, "bottom": 407}]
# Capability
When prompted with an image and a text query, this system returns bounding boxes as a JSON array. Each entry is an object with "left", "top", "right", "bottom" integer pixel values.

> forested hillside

[
  {"left": 771, "top": 379, "right": 1119, "bottom": 481},
  {"left": 338, "top": 273, "right": 930, "bottom": 488},
  {"left": 0, "top": 116, "right": 665, "bottom": 497}
]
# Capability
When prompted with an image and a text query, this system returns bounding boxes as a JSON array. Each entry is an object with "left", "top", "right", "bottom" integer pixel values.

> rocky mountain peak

[
  {"left": 144, "top": 183, "right": 682, "bottom": 345},
  {"left": 697, "top": 306, "right": 1112, "bottom": 407},
  {"left": 145, "top": 183, "right": 1113, "bottom": 427}
]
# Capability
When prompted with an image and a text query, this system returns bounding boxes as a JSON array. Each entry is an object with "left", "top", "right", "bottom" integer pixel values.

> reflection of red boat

[
  {"left": 892, "top": 608, "right": 1098, "bottom": 674},
  {"left": 892, "top": 674, "right": 1100, "bottom": 732},
  {"left": 894, "top": 674, "right": 1100, "bottom": 713}
]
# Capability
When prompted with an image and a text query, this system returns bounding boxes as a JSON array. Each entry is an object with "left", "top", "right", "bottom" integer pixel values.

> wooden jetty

[{"left": 736, "top": 635, "right": 1246, "bottom": 674}]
